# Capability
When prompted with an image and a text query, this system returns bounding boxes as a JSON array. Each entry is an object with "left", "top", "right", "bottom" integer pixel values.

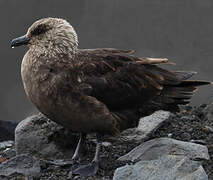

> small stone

[
  {"left": 0, "top": 157, "right": 7, "bottom": 163},
  {"left": 2, "top": 148, "right": 16, "bottom": 159},
  {"left": 180, "top": 116, "right": 194, "bottom": 121},
  {"left": 188, "top": 128, "right": 193, "bottom": 132},
  {"left": 102, "top": 142, "right": 112, "bottom": 147},
  {"left": 204, "top": 126, "right": 213, "bottom": 133},
  {"left": 181, "top": 132, "right": 191, "bottom": 141},
  {"left": 167, "top": 133, "right": 172, "bottom": 138},
  {"left": 67, "top": 171, "right": 73, "bottom": 179},
  {"left": 203, "top": 102, "right": 213, "bottom": 121},
  {"left": 0, "top": 141, "right": 14, "bottom": 150}
]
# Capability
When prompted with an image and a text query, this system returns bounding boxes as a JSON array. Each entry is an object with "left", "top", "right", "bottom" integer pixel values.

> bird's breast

[{"left": 21, "top": 54, "right": 57, "bottom": 111}]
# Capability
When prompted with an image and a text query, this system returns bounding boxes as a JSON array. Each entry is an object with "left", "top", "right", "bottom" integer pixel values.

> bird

[{"left": 11, "top": 17, "right": 211, "bottom": 177}]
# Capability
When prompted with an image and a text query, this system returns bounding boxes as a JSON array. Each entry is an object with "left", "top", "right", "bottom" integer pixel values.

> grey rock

[
  {"left": 102, "top": 142, "right": 112, "bottom": 147},
  {"left": 2, "top": 148, "right": 16, "bottom": 159},
  {"left": 0, "top": 173, "right": 26, "bottom": 180},
  {"left": 0, "top": 154, "right": 40, "bottom": 178},
  {"left": 113, "top": 155, "right": 208, "bottom": 180},
  {"left": 181, "top": 132, "right": 191, "bottom": 141},
  {"left": 203, "top": 102, "right": 213, "bottom": 121},
  {"left": 15, "top": 114, "right": 78, "bottom": 159},
  {"left": 118, "top": 137, "right": 209, "bottom": 162},
  {"left": 120, "top": 111, "right": 171, "bottom": 142},
  {"left": 0, "top": 141, "right": 14, "bottom": 150},
  {"left": 204, "top": 125, "right": 213, "bottom": 133},
  {"left": 180, "top": 116, "right": 195, "bottom": 121},
  {"left": 167, "top": 133, "right": 173, "bottom": 138}
]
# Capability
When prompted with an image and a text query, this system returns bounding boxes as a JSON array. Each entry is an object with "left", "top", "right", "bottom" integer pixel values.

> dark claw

[{"left": 72, "top": 161, "right": 99, "bottom": 177}]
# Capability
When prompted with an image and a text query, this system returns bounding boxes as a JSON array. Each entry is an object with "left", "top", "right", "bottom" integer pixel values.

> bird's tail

[
  {"left": 113, "top": 69, "right": 211, "bottom": 132},
  {"left": 142, "top": 71, "right": 212, "bottom": 113}
]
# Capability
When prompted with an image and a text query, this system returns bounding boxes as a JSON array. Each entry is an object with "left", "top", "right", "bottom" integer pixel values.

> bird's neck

[{"left": 29, "top": 42, "right": 78, "bottom": 60}]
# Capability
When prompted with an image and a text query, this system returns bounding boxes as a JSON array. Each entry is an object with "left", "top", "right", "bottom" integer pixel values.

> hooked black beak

[{"left": 11, "top": 35, "right": 30, "bottom": 48}]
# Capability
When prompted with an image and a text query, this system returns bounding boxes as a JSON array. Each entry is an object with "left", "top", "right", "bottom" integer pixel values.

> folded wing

[{"left": 76, "top": 48, "right": 210, "bottom": 111}]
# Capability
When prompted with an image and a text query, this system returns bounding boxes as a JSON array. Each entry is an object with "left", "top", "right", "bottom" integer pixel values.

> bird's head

[{"left": 11, "top": 18, "right": 78, "bottom": 55}]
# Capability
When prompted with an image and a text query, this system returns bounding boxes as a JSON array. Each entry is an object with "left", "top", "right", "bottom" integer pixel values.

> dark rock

[
  {"left": 0, "top": 173, "right": 27, "bottom": 180},
  {"left": 15, "top": 114, "right": 78, "bottom": 159},
  {"left": 181, "top": 132, "right": 191, "bottom": 141},
  {"left": 0, "top": 120, "right": 17, "bottom": 141},
  {"left": 0, "top": 154, "right": 41, "bottom": 178},
  {"left": 118, "top": 138, "right": 209, "bottom": 162},
  {"left": 114, "top": 155, "right": 208, "bottom": 180},
  {"left": 180, "top": 116, "right": 195, "bottom": 121},
  {"left": 120, "top": 111, "right": 171, "bottom": 142}
]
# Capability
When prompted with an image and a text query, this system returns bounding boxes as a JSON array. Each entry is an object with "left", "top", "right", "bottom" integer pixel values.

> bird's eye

[{"left": 31, "top": 25, "right": 47, "bottom": 36}]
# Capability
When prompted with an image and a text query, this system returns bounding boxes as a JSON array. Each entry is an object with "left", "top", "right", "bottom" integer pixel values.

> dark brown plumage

[{"left": 11, "top": 18, "right": 211, "bottom": 176}]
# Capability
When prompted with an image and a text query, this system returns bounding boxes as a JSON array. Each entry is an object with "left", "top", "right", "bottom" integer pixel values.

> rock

[
  {"left": 102, "top": 142, "right": 112, "bottom": 147},
  {"left": 167, "top": 133, "right": 173, "bottom": 138},
  {"left": 203, "top": 102, "right": 213, "bottom": 121},
  {"left": 0, "top": 154, "right": 41, "bottom": 178},
  {"left": 118, "top": 137, "right": 209, "bottom": 162},
  {"left": 0, "top": 120, "right": 17, "bottom": 141},
  {"left": 0, "top": 173, "right": 27, "bottom": 180},
  {"left": 15, "top": 114, "right": 78, "bottom": 159},
  {"left": 120, "top": 111, "right": 171, "bottom": 142},
  {"left": 2, "top": 148, "right": 16, "bottom": 159},
  {"left": 180, "top": 132, "right": 191, "bottom": 141},
  {"left": 0, "top": 141, "right": 14, "bottom": 150},
  {"left": 113, "top": 155, "right": 208, "bottom": 180},
  {"left": 180, "top": 116, "right": 195, "bottom": 121},
  {"left": 204, "top": 125, "right": 213, "bottom": 133}
]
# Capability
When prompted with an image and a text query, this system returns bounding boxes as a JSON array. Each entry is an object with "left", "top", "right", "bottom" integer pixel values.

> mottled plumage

[{"left": 11, "top": 18, "right": 211, "bottom": 176}]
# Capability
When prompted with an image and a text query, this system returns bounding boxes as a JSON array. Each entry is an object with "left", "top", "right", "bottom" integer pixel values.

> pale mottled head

[{"left": 11, "top": 18, "right": 78, "bottom": 56}]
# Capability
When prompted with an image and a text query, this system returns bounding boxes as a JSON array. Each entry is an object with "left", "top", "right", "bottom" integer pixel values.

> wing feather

[{"left": 75, "top": 48, "right": 171, "bottom": 109}]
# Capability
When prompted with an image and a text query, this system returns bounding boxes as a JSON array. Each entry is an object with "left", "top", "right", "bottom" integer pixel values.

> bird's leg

[
  {"left": 72, "top": 133, "right": 103, "bottom": 177},
  {"left": 71, "top": 133, "right": 87, "bottom": 170},
  {"left": 43, "top": 133, "right": 87, "bottom": 167},
  {"left": 72, "top": 133, "right": 87, "bottom": 161}
]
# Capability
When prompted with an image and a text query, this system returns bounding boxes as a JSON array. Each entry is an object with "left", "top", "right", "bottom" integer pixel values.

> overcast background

[{"left": 1, "top": 0, "right": 213, "bottom": 122}]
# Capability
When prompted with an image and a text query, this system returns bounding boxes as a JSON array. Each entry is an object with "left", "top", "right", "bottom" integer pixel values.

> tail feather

[
  {"left": 113, "top": 69, "right": 211, "bottom": 130},
  {"left": 150, "top": 71, "right": 211, "bottom": 112},
  {"left": 177, "top": 80, "right": 212, "bottom": 87}
]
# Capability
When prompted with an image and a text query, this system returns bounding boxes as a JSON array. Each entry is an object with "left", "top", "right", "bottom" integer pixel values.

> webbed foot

[
  {"left": 71, "top": 133, "right": 103, "bottom": 177},
  {"left": 72, "top": 160, "right": 99, "bottom": 177}
]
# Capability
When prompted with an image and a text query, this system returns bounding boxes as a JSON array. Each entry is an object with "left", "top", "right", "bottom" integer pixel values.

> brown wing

[{"left": 75, "top": 48, "right": 182, "bottom": 110}]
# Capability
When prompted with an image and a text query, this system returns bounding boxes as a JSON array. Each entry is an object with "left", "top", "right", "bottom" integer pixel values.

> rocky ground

[
  {"left": 151, "top": 104, "right": 213, "bottom": 179},
  {"left": 0, "top": 103, "right": 212, "bottom": 180}
]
